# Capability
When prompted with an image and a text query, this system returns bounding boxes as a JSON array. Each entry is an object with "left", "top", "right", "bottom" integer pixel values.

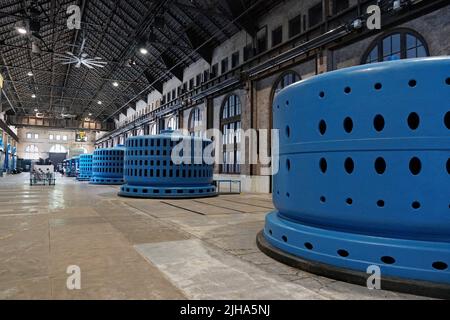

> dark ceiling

[{"left": 0, "top": 0, "right": 280, "bottom": 122}]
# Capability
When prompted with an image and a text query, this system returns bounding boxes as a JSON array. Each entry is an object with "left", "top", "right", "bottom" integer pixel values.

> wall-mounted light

[
  {"left": 139, "top": 47, "right": 148, "bottom": 55},
  {"left": 112, "top": 81, "right": 119, "bottom": 87}
]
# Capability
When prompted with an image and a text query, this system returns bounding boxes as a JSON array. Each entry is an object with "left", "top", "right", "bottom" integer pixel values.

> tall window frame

[
  {"left": 167, "top": 116, "right": 178, "bottom": 130},
  {"left": 220, "top": 94, "right": 242, "bottom": 174},
  {"left": 150, "top": 123, "right": 157, "bottom": 135},
  {"left": 188, "top": 107, "right": 203, "bottom": 137}
]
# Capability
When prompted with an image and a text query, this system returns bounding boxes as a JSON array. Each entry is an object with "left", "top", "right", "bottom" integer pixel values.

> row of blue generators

[{"left": 75, "top": 131, "right": 216, "bottom": 199}]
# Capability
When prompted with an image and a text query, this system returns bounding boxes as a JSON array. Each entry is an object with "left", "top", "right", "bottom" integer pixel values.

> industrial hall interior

[{"left": 0, "top": 0, "right": 449, "bottom": 301}]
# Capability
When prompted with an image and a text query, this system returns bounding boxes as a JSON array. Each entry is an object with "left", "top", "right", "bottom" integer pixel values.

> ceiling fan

[{"left": 55, "top": 37, "right": 107, "bottom": 69}]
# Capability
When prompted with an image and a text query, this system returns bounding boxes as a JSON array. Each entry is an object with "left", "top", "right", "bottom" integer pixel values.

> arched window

[
  {"left": 362, "top": 29, "right": 429, "bottom": 64},
  {"left": 167, "top": 116, "right": 178, "bottom": 130},
  {"left": 25, "top": 145, "right": 39, "bottom": 160},
  {"left": 273, "top": 71, "right": 301, "bottom": 99},
  {"left": 188, "top": 107, "right": 203, "bottom": 137},
  {"left": 221, "top": 94, "right": 242, "bottom": 174},
  {"left": 49, "top": 144, "right": 67, "bottom": 153},
  {"left": 150, "top": 123, "right": 157, "bottom": 135}
]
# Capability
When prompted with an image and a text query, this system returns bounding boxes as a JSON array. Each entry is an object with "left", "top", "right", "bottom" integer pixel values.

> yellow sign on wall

[
  {"left": 0, "top": 73, "right": 3, "bottom": 89},
  {"left": 75, "top": 131, "right": 87, "bottom": 142}
]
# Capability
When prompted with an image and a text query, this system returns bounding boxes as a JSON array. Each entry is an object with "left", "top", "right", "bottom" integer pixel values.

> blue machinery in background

[
  {"left": 3, "top": 144, "right": 10, "bottom": 172},
  {"left": 66, "top": 157, "right": 79, "bottom": 177},
  {"left": 63, "top": 159, "right": 69, "bottom": 175},
  {"left": 11, "top": 146, "right": 17, "bottom": 171},
  {"left": 0, "top": 144, "right": 16, "bottom": 172},
  {"left": 90, "top": 146, "right": 125, "bottom": 185},
  {"left": 0, "top": 138, "right": 3, "bottom": 176},
  {"left": 77, "top": 154, "right": 93, "bottom": 181},
  {"left": 257, "top": 57, "right": 450, "bottom": 298},
  {"left": 119, "top": 130, "right": 216, "bottom": 198}
]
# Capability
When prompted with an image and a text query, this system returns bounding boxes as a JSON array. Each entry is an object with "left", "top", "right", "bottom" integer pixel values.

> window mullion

[{"left": 400, "top": 32, "right": 406, "bottom": 59}]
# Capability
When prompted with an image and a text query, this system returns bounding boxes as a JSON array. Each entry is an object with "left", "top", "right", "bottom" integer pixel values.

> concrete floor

[{"left": 0, "top": 174, "right": 426, "bottom": 300}]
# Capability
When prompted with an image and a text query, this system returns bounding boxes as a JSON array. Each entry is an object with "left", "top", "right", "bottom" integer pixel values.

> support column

[
  {"left": 178, "top": 110, "right": 184, "bottom": 130},
  {"left": 317, "top": 49, "right": 329, "bottom": 75}
]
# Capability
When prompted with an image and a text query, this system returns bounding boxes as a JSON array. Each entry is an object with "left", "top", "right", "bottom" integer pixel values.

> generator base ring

[
  {"left": 119, "top": 184, "right": 217, "bottom": 199},
  {"left": 76, "top": 175, "right": 92, "bottom": 182},
  {"left": 90, "top": 177, "right": 124, "bottom": 185},
  {"left": 258, "top": 211, "right": 450, "bottom": 299}
]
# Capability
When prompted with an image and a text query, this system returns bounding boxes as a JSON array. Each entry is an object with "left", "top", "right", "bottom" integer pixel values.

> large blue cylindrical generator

[
  {"left": 258, "top": 57, "right": 450, "bottom": 298},
  {"left": 119, "top": 131, "right": 216, "bottom": 198},
  {"left": 90, "top": 147, "right": 125, "bottom": 185}
]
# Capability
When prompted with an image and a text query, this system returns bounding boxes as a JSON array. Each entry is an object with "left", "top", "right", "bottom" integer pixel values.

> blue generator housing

[
  {"left": 258, "top": 57, "right": 450, "bottom": 298},
  {"left": 67, "top": 157, "right": 79, "bottom": 178},
  {"left": 119, "top": 131, "right": 217, "bottom": 198},
  {"left": 77, "top": 154, "right": 93, "bottom": 181},
  {"left": 90, "top": 147, "right": 125, "bottom": 185}
]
